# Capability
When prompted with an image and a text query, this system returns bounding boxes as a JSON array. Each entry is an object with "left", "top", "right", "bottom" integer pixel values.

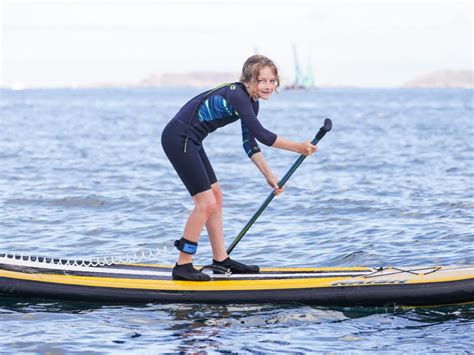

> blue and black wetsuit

[{"left": 161, "top": 82, "right": 277, "bottom": 196}]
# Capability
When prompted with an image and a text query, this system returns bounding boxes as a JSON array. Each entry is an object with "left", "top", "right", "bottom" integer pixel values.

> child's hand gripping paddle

[{"left": 226, "top": 118, "right": 333, "bottom": 255}]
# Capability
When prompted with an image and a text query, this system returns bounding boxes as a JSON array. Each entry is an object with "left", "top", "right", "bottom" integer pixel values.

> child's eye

[{"left": 258, "top": 79, "right": 277, "bottom": 85}]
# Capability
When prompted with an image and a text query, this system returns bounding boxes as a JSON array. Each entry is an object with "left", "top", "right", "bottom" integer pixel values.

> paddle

[{"left": 226, "top": 118, "right": 333, "bottom": 255}]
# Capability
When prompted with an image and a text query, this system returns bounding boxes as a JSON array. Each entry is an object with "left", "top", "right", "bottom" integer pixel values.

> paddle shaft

[{"left": 226, "top": 121, "right": 331, "bottom": 255}]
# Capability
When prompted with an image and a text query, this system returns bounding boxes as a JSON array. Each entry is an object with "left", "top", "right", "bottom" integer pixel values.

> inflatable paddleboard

[{"left": 0, "top": 254, "right": 472, "bottom": 307}]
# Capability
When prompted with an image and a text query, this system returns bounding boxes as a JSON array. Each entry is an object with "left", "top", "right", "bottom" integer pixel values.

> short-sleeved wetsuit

[{"left": 161, "top": 82, "right": 277, "bottom": 196}]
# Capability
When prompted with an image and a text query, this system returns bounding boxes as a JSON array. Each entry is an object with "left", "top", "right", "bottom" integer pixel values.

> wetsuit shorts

[{"left": 161, "top": 119, "right": 217, "bottom": 196}]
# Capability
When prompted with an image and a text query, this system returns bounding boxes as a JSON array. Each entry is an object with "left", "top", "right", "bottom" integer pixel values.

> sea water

[{"left": 0, "top": 87, "right": 473, "bottom": 352}]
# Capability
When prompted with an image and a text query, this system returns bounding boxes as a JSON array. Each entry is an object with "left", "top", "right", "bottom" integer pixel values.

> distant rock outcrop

[
  {"left": 403, "top": 70, "right": 473, "bottom": 88},
  {"left": 139, "top": 72, "right": 240, "bottom": 88}
]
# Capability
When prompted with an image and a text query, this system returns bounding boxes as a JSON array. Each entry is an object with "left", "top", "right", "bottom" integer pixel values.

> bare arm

[
  {"left": 250, "top": 151, "right": 273, "bottom": 178},
  {"left": 249, "top": 137, "right": 317, "bottom": 195},
  {"left": 272, "top": 136, "right": 317, "bottom": 156},
  {"left": 250, "top": 152, "right": 283, "bottom": 195}
]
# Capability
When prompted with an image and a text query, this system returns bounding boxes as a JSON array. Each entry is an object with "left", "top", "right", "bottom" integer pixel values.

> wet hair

[{"left": 240, "top": 55, "right": 280, "bottom": 100}]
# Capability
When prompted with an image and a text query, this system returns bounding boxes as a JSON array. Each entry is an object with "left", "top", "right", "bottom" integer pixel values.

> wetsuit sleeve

[
  {"left": 227, "top": 88, "right": 277, "bottom": 148},
  {"left": 241, "top": 121, "right": 261, "bottom": 158}
]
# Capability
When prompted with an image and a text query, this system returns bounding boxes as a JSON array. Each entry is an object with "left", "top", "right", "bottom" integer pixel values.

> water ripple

[{"left": 0, "top": 88, "right": 473, "bottom": 352}]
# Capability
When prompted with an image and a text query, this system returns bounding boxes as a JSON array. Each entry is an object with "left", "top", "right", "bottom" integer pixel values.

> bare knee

[
  {"left": 195, "top": 198, "right": 217, "bottom": 218},
  {"left": 213, "top": 191, "right": 222, "bottom": 210},
  {"left": 211, "top": 183, "right": 223, "bottom": 209}
]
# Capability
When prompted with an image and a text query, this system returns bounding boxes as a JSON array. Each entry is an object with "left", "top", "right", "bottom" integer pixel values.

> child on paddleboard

[{"left": 161, "top": 55, "right": 317, "bottom": 281}]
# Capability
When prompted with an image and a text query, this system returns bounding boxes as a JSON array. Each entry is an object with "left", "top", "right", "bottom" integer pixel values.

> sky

[{"left": 1, "top": 0, "right": 472, "bottom": 88}]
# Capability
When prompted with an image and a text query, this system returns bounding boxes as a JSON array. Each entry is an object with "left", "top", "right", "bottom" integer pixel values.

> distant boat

[{"left": 285, "top": 44, "right": 315, "bottom": 90}]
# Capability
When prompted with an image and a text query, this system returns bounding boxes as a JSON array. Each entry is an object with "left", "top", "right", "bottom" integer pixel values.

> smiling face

[
  {"left": 240, "top": 55, "right": 280, "bottom": 101},
  {"left": 254, "top": 66, "right": 278, "bottom": 100}
]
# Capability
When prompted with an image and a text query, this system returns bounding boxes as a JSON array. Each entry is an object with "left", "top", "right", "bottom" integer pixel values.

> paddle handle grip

[{"left": 226, "top": 118, "right": 332, "bottom": 255}]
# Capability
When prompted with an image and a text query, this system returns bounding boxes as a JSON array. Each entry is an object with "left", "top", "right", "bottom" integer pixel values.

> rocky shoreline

[
  {"left": 137, "top": 69, "right": 474, "bottom": 89},
  {"left": 402, "top": 70, "right": 473, "bottom": 89},
  {"left": 5, "top": 70, "right": 473, "bottom": 90}
]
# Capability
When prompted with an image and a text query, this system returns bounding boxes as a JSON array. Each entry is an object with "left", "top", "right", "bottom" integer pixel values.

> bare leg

[
  {"left": 205, "top": 182, "right": 228, "bottom": 261},
  {"left": 195, "top": 183, "right": 260, "bottom": 274},
  {"left": 178, "top": 189, "right": 217, "bottom": 265}
]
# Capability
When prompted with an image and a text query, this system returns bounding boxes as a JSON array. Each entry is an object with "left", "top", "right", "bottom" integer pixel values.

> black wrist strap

[{"left": 174, "top": 238, "right": 198, "bottom": 255}]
